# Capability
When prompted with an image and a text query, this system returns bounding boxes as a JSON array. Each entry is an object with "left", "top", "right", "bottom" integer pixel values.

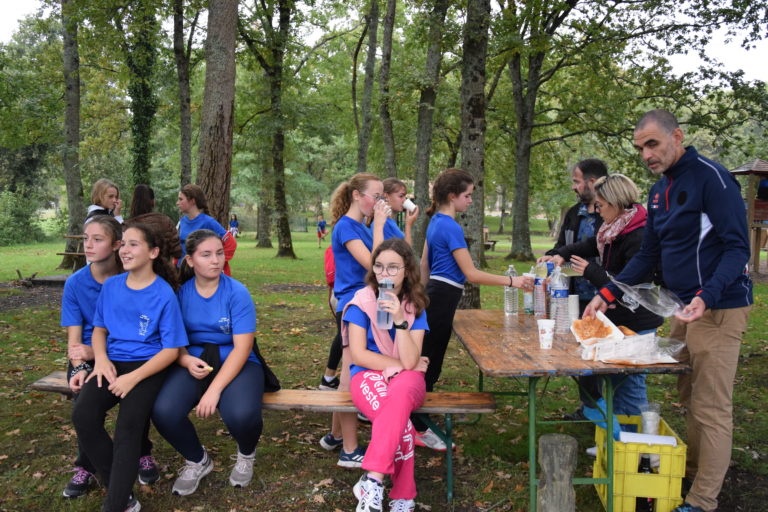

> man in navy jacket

[{"left": 585, "top": 109, "right": 753, "bottom": 512}]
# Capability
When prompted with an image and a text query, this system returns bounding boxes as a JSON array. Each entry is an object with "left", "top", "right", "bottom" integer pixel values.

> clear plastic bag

[
  {"left": 609, "top": 276, "right": 686, "bottom": 318},
  {"left": 583, "top": 333, "right": 686, "bottom": 365}
]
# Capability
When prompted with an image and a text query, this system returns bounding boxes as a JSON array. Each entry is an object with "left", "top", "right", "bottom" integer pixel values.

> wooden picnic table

[{"left": 452, "top": 309, "right": 690, "bottom": 511}]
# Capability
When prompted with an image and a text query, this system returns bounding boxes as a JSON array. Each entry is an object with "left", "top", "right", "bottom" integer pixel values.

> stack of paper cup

[
  {"left": 537, "top": 319, "right": 555, "bottom": 349},
  {"left": 568, "top": 294, "right": 580, "bottom": 323}
]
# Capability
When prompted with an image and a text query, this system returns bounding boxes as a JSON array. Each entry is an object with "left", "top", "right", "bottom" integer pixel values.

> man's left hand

[{"left": 675, "top": 296, "right": 706, "bottom": 323}]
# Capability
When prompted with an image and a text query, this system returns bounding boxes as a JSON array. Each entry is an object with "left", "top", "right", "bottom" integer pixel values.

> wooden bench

[
  {"left": 57, "top": 235, "right": 86, "bottom": 271},
  {"left": 30, "top": 370, "right": 495, "bottom": 503}
]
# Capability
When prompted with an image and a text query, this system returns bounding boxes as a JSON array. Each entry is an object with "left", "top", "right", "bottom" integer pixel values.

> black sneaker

[
  {"left": 124, "top": 494, "right": 141, "bottom": 512},
  {"left": 563, "top": 406, "right": 587, "bottom": 421},
  {"left": 319, "top": 375, "right": 340, "bottom": 390},
  {"left": 137, "top": 455, "right": 159, "bottom": 485},
  {"left": 62, "top": 467, "right": 95, "bottom": 498}
]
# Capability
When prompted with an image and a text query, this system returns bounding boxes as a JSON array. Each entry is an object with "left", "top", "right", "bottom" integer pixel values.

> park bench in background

[
  {"left": 482, "top": 226, "right": 498, "bottom": 251},
  {"left": 30, "top": 370, "right": 495, "bottom": 504}
]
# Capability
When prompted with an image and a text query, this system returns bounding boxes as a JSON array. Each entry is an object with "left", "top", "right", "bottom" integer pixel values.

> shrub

[{"left": 0, "top": 190, "right": 45, "bottom": 245}]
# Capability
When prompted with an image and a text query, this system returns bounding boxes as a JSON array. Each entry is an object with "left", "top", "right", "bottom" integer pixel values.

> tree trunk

[
  {"left": 60, "top": 0, "right": 86, "bottom": 270},
  {"left": 357, "top": 0, "right": 379, "bottom": 174},
  {"left": 506, "top": 53, "right": 541, "bottom": 261},
  {"left": 173, "top": 0, "right": 195, "bottom": 187},
  {"left": 269, "top": 0, "right": 296, "bottom": 258},
  {"left": 351, "top": 20, "right": 369, "bottom": 139},
  {"left": 412, "top": 0, "right": 449, "bottom": 255},
  {"left": 498, "top": 184, "right": 507, "bottom": 234},
  {"left": 379, "top": 0, "right": 397, "bottom": 178},
  {"left": 197, "top": 0, "right": 237, "bottom": 225},
  {"left": 256, "top": 162, "right": 273, "bottom": 247},
  {"left": 457, "top": 0, "right": 491, "bottom": 310},
  {"left": 115, "top": 0, "right": 159, "bottom": 187}
]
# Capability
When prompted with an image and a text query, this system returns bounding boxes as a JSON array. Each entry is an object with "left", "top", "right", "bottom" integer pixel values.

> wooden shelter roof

[{"left": 731, "top": 158, "right": 768, "bottom": 175}]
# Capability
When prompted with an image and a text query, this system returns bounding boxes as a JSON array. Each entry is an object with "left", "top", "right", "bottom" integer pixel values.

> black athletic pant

[
  {"left": 72, "top": 360, "right": 167, "bottom": 512},
  {"left": 67, "top": 360, "right": 153, "bottom": 475},
  {"left": 325, "top": 311, "right": 343, "bottom": 371},
  {"left": 412, "top": 279, "right": 464, "bottom": 432}
]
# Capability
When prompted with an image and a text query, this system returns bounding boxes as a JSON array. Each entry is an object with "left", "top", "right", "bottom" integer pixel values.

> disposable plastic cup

[
  {"left": 403, "top": 198, "right": 417, "bottom": 213},
  {"left": 568, "top": 294, "right": 580, "bottom": 323},
  {"left": 537, "top": 319, "right": 555, "bottom": 349},
  {"left": 640, "top": 402, "right": 661, "bottom": 435}
]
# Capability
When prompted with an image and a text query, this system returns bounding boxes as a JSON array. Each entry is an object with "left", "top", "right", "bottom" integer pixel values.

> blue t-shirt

[
  {"left": 229, "top": 219, "right": 239, "bottom": 229},
  {"left": 93, "top": 274, "right": 188, "bottom": 362},
  {"left": 383, "top": 217, "right": 404, "bottom": 240},
  {"left": 61, "top": 264, "right": 109, "bottom": 346},
  {"left": 178, "top": 213, "right": 227, "bottom": 264},
  {"left": 317, "top": 220, "right": 327, "bottom": 233},
  {"left": 343, "top": 304, "right": 429, "bottom": 377},
  {"left": 177, "top": 274, "right": 259, "bottom": 364},
  {"left": 332, "top": 216, "right": 373, "bottom": 312},
  {"left": 425, "top": 213, "right": 467, "bottom": 285}
]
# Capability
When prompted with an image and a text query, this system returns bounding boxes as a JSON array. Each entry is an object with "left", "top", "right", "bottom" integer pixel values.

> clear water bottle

[
  {"left": 377, "top": 278, "right": 395, "bottom": 329},
  {"left": 550, "top": 267, "right": 570, "bottom": 333},
  {"left": 504, "top": 265, "right": 518, "bottom": 315},
  {"left": 534, "top": 262, "right": 548, "bottom": 317},
  {"left": 523, "top": 267, "right": 535, "bottom": 314}
]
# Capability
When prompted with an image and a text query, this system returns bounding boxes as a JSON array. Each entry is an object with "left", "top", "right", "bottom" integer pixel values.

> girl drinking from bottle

[
  {"left": 382, "top": 177, "right": 419, "bottom": 246},
  {"left": 319, "top": 173, "right": 389, "bottom": 467},
  {"left": 346, "top": 238, "right": 430, "bottom": 512},
  {"left": 152, "top": 229, "right": 265, "bottom": 495},
  {"left": 413, "top": 168, "right": 533, "bottom": 450},
  {"left": 72, "top": 223, "right": 187, "bottom": 512}
]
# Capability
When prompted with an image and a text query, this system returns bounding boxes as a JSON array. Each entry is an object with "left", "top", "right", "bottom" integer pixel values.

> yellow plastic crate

[{"left": 593, "top": 414, "right": 686, "bottom": 512}]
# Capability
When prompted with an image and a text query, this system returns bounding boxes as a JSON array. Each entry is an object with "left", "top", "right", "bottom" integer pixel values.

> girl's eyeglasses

[{"left": 373, "top": 263, "right": 405, "bottom": 276}]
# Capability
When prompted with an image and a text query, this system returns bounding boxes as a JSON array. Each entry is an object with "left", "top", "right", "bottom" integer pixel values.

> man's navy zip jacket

[{"left": 599, "top": 146, "right": 753, "bottom": 310}]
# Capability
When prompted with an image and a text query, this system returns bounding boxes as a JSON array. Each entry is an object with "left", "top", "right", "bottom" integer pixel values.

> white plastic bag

[{"left": 581, "top": 333, "right": 686, "bottom": 365}]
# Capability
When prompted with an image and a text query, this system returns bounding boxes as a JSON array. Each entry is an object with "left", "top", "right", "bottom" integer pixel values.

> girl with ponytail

[
  {"left": 412, "top": 169, "right": 533, "bottom": 451},
  {"left": 319, "top": 173, "right": 389, "bottom": 468}
]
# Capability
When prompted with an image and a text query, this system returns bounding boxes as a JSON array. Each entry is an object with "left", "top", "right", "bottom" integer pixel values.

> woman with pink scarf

[
  {"left": 543, "top": 174, "right": 663, "bottom": 417},
  {"left": 343, "top": 238, "right": 430, "bottom": 512}
]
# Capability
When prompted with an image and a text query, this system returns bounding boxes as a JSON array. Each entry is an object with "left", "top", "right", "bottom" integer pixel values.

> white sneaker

[
  {"left": 229, "top": 450, "right": 255, "bottom": 487},
  {"left": 353, "top": 474, "right": 384, "bottom": 512},
  {"left": 172, "top": 452, "right": 213, "bottom": 496},
  {"left": 414, "top": 429, "right": 454, "bottom": 451},
  {"left": 389, "top": 498, "right": 415, "bottom": 512}
]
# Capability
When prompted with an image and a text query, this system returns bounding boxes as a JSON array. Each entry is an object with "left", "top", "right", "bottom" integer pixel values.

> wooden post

[{"left": 537, "top": 433, "right": 577, "bottom": 512}]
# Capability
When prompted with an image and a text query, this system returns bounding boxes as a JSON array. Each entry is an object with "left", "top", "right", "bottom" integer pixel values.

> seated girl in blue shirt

[
  {"left": 72, "top": 223, "right": 188, "bottom": 512},
  {"left": 61, "top": 216, "right": 160, "bottom": 497},
  {"left": 152, "top": 229, "right": 265, "bottom": 496}
]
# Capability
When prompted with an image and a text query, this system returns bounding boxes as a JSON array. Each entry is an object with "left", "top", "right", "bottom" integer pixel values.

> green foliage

[{"left": 0, "top": 190, "right": 45, "bottom": 246}]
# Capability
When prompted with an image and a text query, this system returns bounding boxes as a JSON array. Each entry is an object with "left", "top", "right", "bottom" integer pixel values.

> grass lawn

[{"left": 0, "top": 228, "right": 765, "bottom": 511}]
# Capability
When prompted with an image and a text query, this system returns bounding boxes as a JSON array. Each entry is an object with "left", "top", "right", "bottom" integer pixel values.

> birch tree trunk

[
  {"left": 457, "top": 0, "right": 491, "bottom": 309},
  {"left": 379, "top": 0, "right": 397, "bottom": 177},
  {"left": 412, "top": 0, "right": 449, "bottom": 254},
  {"left": 196, "top": 0, "right": 237, "bottom": 224},
  {"left": 357, "top": 0, "right": 379, "bottom": 174},
  {"left": 60, "top": 0, "right": 86, "bottom": 269}
]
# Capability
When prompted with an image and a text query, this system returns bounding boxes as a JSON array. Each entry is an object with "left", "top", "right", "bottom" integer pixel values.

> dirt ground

[{"left": 0, "top": 281, "right": 62, "bottom": 313}]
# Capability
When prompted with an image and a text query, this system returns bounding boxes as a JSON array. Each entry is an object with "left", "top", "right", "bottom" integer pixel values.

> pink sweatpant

[{"left": 350, "top": 369, "right": 426, "bottom": 500}]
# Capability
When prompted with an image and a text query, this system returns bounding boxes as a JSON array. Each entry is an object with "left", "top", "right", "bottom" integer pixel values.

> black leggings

[
  {"left": 72, "top": 361, "right": 168, "bottom": 512},
  {"left": 413, "top": 279, "right": 464, "bottom": 432},
  {"left": 67, "top": 360, "right": 153, "bottom": 474},
  {"left": 324, "top": 311, "right": 343, "bottom": 371}
]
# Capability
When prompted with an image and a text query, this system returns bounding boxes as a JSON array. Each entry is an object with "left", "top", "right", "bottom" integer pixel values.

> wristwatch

[{"left": 393, "top": 320, "right": 409, "bottom": 330}]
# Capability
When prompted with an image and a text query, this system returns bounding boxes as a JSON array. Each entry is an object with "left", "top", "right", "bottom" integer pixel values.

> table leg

[
  {"left": 604, "top": 375, "right": 615, "bottom": 512},
  {"left": 529, "top": 376, "right": 539, "bottom": 512}
]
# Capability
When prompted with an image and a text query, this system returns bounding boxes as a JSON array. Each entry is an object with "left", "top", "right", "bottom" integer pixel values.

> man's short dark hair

[
  {"left": 575, "top": 158, "right": 608, "bottom": 180},
  {"left": 636, "top": 109, "right": 679, "bottom": 133}
]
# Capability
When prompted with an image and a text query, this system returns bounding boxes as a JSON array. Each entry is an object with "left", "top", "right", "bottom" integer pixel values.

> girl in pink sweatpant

[{"left": 343, "top": 238, "right": 430, "bottom": 512}]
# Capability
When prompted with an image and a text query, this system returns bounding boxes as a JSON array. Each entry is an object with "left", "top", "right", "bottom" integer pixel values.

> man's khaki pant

[{"left": 671, "top": 306, "right": 751, "bottom": 511}]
